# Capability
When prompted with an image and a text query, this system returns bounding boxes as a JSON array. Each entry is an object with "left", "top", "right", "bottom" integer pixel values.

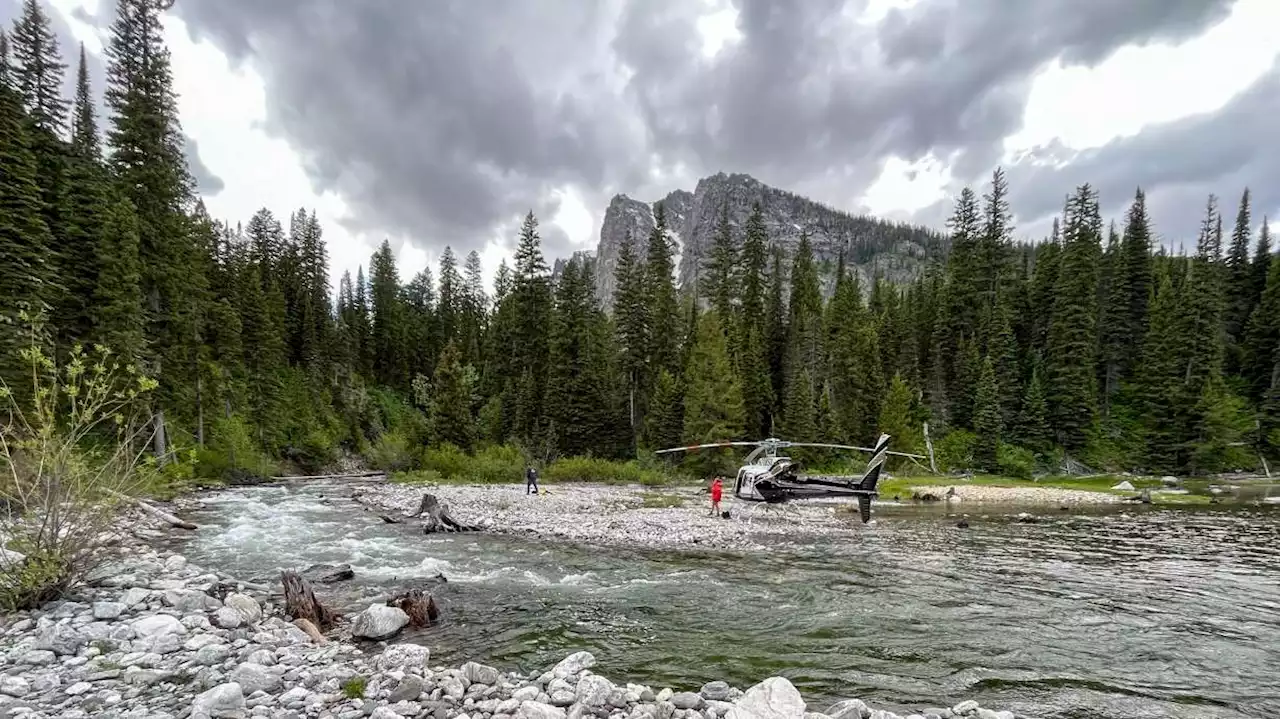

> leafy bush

[
  {"left": 419, "top": 443, "right": 523, "bottom": 483},
  {"left": 341, "top": 676, "right": 367, "bottom": 699},
  {"left": 195, "top": 414, "right": 276, "bottom": 483},
  {"left": 365, "top": 430, "right": 413, "bottom": 472},
  {"left": 545, "top": 456, "right": 671, "bottom": 486},
  {"left": 935, "top": 430, "right": 976, "bottom": 472},
  {"left": 997, "top": 443, "right": 1036, "bottom": 480},
  {"left": 0, "top": 336, "right": 156, "bottom": 611}
]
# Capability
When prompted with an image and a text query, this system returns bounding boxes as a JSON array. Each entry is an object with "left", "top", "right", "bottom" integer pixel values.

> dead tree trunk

[
  {"left": 107, "top": 490, "right": 196, "bottom": 530},
  {"left": 281, "top": 571, "right": 339, "bottom": 631},
  {"left": 412, "top": 493, "right": 481, "bottom": 533},
  {"left": 387, "top": 588, "right": 439, "bottom": 628}
]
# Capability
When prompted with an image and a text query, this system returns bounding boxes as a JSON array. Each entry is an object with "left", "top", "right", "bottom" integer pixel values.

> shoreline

[
  {"left": 0, "top": 538, "right": 1016, "bottom": 719},
  {"left": 345, "top": 480, "right": 1136, "bottom": 553}
]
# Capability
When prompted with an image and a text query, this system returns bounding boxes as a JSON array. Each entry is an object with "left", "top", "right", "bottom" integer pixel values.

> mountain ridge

[{"left": 588, "top": 172, "right": 948, "bottom": 309}]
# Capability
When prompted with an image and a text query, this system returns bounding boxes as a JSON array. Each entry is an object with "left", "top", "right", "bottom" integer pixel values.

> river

[{"left": 173, "top": 480, "right": 1280, "bottom": 719}]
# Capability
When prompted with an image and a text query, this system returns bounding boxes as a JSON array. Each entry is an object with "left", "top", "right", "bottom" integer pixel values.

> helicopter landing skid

[{"left": 741, "top": 501, "right": 801, "bottom": 524}]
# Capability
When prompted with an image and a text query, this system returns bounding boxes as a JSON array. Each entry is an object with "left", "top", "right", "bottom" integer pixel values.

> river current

[{"left": 173, "top": 481, "right": 1280, "bottom": 719}]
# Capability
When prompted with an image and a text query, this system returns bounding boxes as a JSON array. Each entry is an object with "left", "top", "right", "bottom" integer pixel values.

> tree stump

[
  {"left": 413, "top": 493, "right": 480, "bottom": 533},
  {"left": 387, "top": 588, "right": 439, "bottom": 628},
  {"left": 281, "top": 571, "right": 339, "bottom": 631}
]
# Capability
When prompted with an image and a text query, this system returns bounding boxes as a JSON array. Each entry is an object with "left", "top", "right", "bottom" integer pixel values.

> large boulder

[
  {"left": 191, "top": 682, "right": 245, "bottom": 718},
  {"left": 552, "top": 651, "right": 596, "bottom": 679},
  {"left": 734, "top": 677, "right": 806, "bottom": 719},
  {"left": 301, "top": 563, "right": 355, "bottom": 583},
  {"left": 223, "top": 593, "right": 262, "bottom": 624},
  {"left": 350, "top": 604, "right": 410, "bottom": 640},
  {"left": 376, "top": 643, "right": 431, "bottom": 672}
]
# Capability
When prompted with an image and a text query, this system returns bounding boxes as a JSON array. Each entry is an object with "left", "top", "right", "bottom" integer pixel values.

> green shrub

[
  {"left": 418, "top": 443, "right": 470, "bottom": 478},
  {"left": 390, "top": 469, "right": 442, "bottom": 485},
  {"left": 195, "top": 414, "right": 277, "bottom": 483},
  {"left": 341, "top": 676, "right": 367, "bottom": 699},
  {"left": 0, "top": 335, "right": 156, "bottom": 611},
  {"left": 935, "top": 430, "right": 976, "bottom": 472},
  {"left": 366, "top": 431, "right": 413, "bottom": 472},
  {"left": 545, "top": 456, "right": 671, "bottom": 486},
  {"left": 997, "top": 444, "right": 1036, "bottom": 480}
]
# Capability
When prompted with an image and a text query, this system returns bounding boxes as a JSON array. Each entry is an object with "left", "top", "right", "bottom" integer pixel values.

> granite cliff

[{"left": 590, "top": 172, "right": 947, "bottom": 310}]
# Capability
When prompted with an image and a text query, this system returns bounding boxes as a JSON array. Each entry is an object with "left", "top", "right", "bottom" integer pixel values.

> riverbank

[{"left": 0, "top": 540, "right": 1018, "bottom": 719}]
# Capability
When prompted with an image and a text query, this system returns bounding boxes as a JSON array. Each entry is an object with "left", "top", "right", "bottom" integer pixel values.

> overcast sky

[{"left": 10, "top": 0, "right": 1280, "bottom": 289}]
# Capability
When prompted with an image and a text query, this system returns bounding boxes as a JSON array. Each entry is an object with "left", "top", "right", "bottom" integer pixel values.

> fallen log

[
  {"left": 413, "top": 493, "right": 481, "bottom": 533},
  {"left": 379, "top": 514, "right": 402, "bottom": 524},
  {"left": 107, "top": 489, "right": 197, "bottom": 530},
  {"left": 271, "top": 471, "right": 387, "bottom": 481},
  {"left": 281, "top": 571, "right": 339, "bottom": 631},
  {"left": 387, "top": 588, "right": 439, "bottom": 628}
]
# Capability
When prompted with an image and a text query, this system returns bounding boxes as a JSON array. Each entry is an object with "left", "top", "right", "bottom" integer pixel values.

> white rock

[
  {"left": 462, "top": 660, "right": 501, "bottom": 685},
  {"left": 951, "top": 701, "right": 979, "bottom": 716},
  {"left": 33, "top": 620, "right": 86, "bottom": 656},
  {"left": 376, "top": 643, "right": 430, "bottom": 672},
  {"left": 183, "top": 634, "right": 224, "bottom": 651},
  {"left": 64, "top": 681, "right": 93, "bottom": 695},
  {"left": 671, "top": 692, "right": 704, "bottom": 710},
  {"left": 441, "top": 675, "right": 465, "bottom": 700},
  {"left": 735, "top": 677, "right": 806, "bottom": 719},
  {"left": 826, "top": 700, "right": 870, "bottom": 719},
  {"left": 513, "top": 685, "right": 541, "bottom": 702},
  {"left": 230, "top": 662, "right": 281, "bottom": 694},
  {"left": 195, "top": 644, "right": 231, "bottom": 666},
  {"left": 192, "top": 681, "right": 246, "bottom": 718},
  {"left": 213, "top": 606, "right": 243, "bottom": 629},
  {"left": 132, "top": 614, "right": 185, "bottom": 638},
  {"left": 164, "top": 554, "right": 188, "bottom": 571},
  {"left": 552, "top": 651, "right": 596, "bottom": 679},
  {"left": 577, "top": 674, "right": 615, "bottom": 707},
  {"left": 0, "top": 675, "right": 29, "bottom": 697},
  {"left": 370, "top": 708, "right": 406, "bottom": 719},
  {"left": 1111, "top": 481, "right": 1135, "bottom": 491},
  {"left": 518, "top": 700, "right": 568, "bottom": 719},
  {"left": 163, "top": 588, "right": 214, "bottom": 613},
  {"left": 350, "top": 604, "right": 410, "bottom": 640},
  {"left": 224, "top": 593, "right": 262, "bottom": 624},
  {"left": 122, "top": 587, "right": 151, "bottom": 607},
  {"left": 92, "top": 601, "right": 126, "bottom": 620}
]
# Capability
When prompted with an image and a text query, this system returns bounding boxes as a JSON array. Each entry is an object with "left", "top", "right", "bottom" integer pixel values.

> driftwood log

[
  {"left": 388, "top": 588, "right": 439, "bottom": 628},
  {"left": 107, "top": 489, "right": 197, "bottom": 530},
  {"left": 281, "top": 571, "right": 339, "bottom": 631},
  {"left": 413, "top": 493, "right": 481, "bottom": 533},
  {"left": 379, "top": 514, "right": 402, "bottom": 524}
]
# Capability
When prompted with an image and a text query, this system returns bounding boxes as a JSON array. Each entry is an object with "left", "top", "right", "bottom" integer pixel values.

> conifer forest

[{"left": 2, "top": 0, "right": 1278, "bottom": 485}]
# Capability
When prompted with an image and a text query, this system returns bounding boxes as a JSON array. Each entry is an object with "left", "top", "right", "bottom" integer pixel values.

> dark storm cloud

[
  {"left": 183, "top": 134, "right": 225, "bottom": 196},
  {"left": 168, "top": 0, "right": 1240, "bottom": 257}
]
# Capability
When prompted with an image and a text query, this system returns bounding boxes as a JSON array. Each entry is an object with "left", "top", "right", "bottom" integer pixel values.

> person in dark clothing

[{"left": 526, "top": 466, "right": 540, "bottom": 495}]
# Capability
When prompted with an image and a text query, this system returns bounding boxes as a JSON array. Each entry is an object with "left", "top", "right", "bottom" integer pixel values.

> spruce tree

[
  {"left": 682, "top": 310, "right": 745, "bottom": 444},
  {"left": 826, "top": 263, "right": 882, "bottom": 442},
  {"left": 876, "top": 373, "right": 922, "bottom": 456},
  {"left": 546, "top": 259, "right": 612, "bottom": 456},
  {"left": 352, "top": 265, "right": 372, "bottom": 376},
  {"left": 645, "top": 203, "right": 681, "bottom": 382},
  {"left": 436, "top": 246, "right": 461, "bottom": 349},
  {"left": 0, "top": 65, "right": 53, "bottom": 378},
  {"left": 508, "top": 211, "right": 553, "bottom": 443},
  {"left": 369, "top": 240, "right": 407, "bottom": 389},
  {"left": 764, "top": 247, "right": 788, "bottom": 419},
  {"left": 428, "top": 340, "right": 475, "bottom": 451},
  {"left": 736, "top": 203, "right": 772, "bottom": 436},
  {"left": 1014, "top": 362, "right": 1051, "bottom": 452},
  {"left": 91, "top": 195, "right": 146, "bottom": 365},
  {"left": 1138, "top": 267, "right": 1191, "bottom": 471},
  {"left": 613, "top": 238, "right": 648, "bottom": 436},
  {"left": 645, "top": 369, "right": 684, "bottom": 450},
  {"left": 1045, "top": 185, "right": 1103, "bottom": 451},
  {"left": 10, "top": 0, "right": 68, "bottom": 132},
  {"left": 1244, "top": 254, "right": 1280, "bottom": 400},
  {"left": 971, "top": 355, "right": 1001, "bottom": 470},
  {"left": 705, "top": 200, "right": 737, "bottom": 325}
]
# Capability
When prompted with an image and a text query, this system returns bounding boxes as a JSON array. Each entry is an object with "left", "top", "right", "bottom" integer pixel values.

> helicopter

[{"left": 654, "top": 434, "right": 926, "bottom": 523}]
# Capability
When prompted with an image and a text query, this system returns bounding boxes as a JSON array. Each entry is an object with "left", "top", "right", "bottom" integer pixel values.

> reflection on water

[{"left": 175, "top": 482, "right": 1280, "bottom": 719}]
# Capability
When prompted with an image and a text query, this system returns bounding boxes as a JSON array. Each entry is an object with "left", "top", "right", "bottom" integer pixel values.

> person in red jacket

[{"left": 709, "top": 476, "right": 723, "bottom": 517}]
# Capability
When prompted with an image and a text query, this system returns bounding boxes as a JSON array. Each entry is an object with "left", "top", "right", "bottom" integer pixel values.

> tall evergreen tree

[
  {"left": 646, "top": 369, "right": 684, "bottom": 451},
  {"left": 369, "top": 240, "right": 406, "bottom": 389},
  {"left": 645, "top": 203, "right": 680, "bottom": 381},
  {"left": 1225, "top": 189, "right": 1255, "bottom": 370},
  {"left": 705, "top": 200, "right": 737, "bottom": 325},
  {"left": 509, "top": 211, "right": 553, "bottom": 443},
  {"left": 826, "top": 266, "right": 881, "bottom": 443},
  {"left": 428, "top": 340, "right": 475, "bottom": 451},
  {"left": 613, "top": 237, "right": 648, "bottom": 438},
  {"left": 876, "top": 373, "right": 922, "bottom": 456},
  {"left": 91, "top": 195, "right": 146, "bottom": 365},
  {"left": 10, "top": 0, "right": 68, "bottom": 132},
  {"left": 971, "top": 355, "right": 1001, "bottom": 470},
  {"left": 546, "top": 259, "right": 612, "bottom": 457},
  {"left": 736, "top": 203, "right": 772, "bottom": 436},
  {"left": 1045, "top": 185, "right": 1102, "bottom": 450},
  {"left": 682, "top": 310, "right": 745, "bottom": 444}
]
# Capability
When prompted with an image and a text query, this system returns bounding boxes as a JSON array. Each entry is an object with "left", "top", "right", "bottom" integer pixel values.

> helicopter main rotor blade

[
  {"left": 653, "top": 441, "right": 761, "bottom": 455},
  {"left": 786, "top": 441, "right": 927, "bottom": 460}
]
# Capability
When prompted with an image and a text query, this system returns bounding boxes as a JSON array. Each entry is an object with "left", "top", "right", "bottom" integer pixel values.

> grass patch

[
  {"left": 638, "top": 492, "right": 685, "bottom": 508},
  {"left": 341, "top": 676, "right": 367, "bottom": 699}
]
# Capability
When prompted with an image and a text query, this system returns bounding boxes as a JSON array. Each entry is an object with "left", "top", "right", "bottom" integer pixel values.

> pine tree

[
  {"left": 10, "top": 0, "right": 68, "bottom": 132},
  {"left": 71, "top": 44, "right": 96, "bottom": 157},
  {"left": 876, "top": 373, "right": 922, "bottom": 455},
  {"left": 1013, "top": 361, "right": 1051, "bottom": 452},
  {"left": 826, "top": 263, "right": 882, "bottom": 443},
  {"left": 352, "top": 265, "right": 372, "bottom": 376},
  {"left": 971, "top": 355, "right": 1001, "bottom": 470},
  {"left": 546, "top": 259, "right": 612, "bottom": 457},
  {"left": 645, "top": 203, "right": 680, "bottom": 380},
  {"left": 645, "top": 369, "right": 684, "bottom": 450},
  {"left": 508, "top": 211, "right": 553, "bottom": 443},
  {"left": 764, "top": 247, "right": 787, "bottom": 424},
  {"left": 1225, "top": 190, "right": 1256, "bottom": 373},
  {"left": 1138, "top": 267, "right": 1191, "bottom": 471},
  {"left": 682, "top": 310, "right": 744, "bottom": 444},
  {"left": 436, "top": 246, "right": 461, "bottom": 349},
  {"left": 428, "top": 340, "right": 475, "bottom": 451},
  {"left": 613, "top": 237, "right": 648, "bottom": 438},
  {"left": 0, "top": 65, "right": 53, "bottom": 377},
  {"left": 705, "top": 200, "right": 737, "bottom": 324},
  {"left": 369, "top": 240, "right": 407, "bottom": 389},
  {"left": 1045, "top": 185, "right": 1103, "bottom": 450},
  {"left": 737, "top": 203, "right": 772, "bottom": 436},
  {"left": 1244, "top": 254, "right": 1280, "bottom": 400},
  {"left": 91, "top": 195, "right": 146, "bottom": 365}
]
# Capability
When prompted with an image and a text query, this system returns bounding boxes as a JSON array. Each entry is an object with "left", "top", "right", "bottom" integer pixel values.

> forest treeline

[{"left": 1, "top": 0, "right": 1277, "bottom": 485}]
